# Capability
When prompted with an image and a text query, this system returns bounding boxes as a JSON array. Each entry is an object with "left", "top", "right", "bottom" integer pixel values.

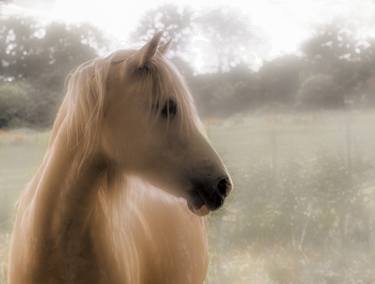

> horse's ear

[
  {"left": 135, "top": 32, "right": 163, "bottom": 68},
  {"left": 159, "top": 38, "right": 172, "bottom": 55}
]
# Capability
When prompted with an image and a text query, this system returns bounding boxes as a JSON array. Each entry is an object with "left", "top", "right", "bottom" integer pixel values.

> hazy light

[{"left": 3, "top": 0, "right": 375, "bottom": 71}]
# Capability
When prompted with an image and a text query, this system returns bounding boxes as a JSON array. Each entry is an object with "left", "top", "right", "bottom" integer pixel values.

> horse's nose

[{"left": 215, "top": 176, "right": 232, "bottom": 198}]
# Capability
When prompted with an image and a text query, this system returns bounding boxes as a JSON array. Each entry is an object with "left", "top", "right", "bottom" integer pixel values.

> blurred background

[{"left": 2, "top": 0, "right": 375, "bottom": 283}]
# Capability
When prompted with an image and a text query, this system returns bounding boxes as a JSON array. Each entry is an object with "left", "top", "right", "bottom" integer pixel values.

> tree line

[
  {"left": 0, "top": 15, "right": 107, "bottom": 128},
  {"left": 2, "top": 5, "right": 375, "bottom": 128}
]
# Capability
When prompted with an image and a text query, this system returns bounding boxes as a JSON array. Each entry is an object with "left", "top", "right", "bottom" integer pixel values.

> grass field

[{"left": 2, "top": 111, "right": 375, "bottom": 283}]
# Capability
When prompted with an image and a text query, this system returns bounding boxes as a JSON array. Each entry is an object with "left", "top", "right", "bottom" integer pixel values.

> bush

[
  {"left": 298, "top": 74, "right": 345, "bottom": 108},
  {"left": 0, "top": 81, "right": 33, "bottom": 128},
  {"left": 0, "top": 80, "right": 60, "bottom": 128}
]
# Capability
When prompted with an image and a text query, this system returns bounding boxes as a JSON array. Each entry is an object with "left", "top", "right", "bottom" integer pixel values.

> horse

[{"left": 7, "top": 32, "right": 232, "bottom": 284}]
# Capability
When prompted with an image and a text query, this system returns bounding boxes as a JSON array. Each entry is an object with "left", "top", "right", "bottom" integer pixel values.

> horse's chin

[
  {"left": 186, "top": 191, "right": 210, "bottom": 216},
  {"left": 187, "top": 200, "right": 210, "bottom": 216}
]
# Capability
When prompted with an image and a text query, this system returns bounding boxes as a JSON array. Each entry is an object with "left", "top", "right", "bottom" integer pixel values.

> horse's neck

[
  {"left": 29, "top": 128, "right": 105, "bottom": 251},
  {"left": 18, "top": 126, "right": 129, "bottom": 283}
]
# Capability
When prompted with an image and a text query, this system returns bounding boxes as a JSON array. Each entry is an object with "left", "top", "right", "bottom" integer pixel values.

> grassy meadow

[{"left": 2, "top": 111, "right": 375, "bottom": 283}]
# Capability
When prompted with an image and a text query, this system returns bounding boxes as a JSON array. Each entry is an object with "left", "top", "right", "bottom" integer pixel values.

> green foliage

[
  {"left": 298, "top": 74, "right": 345, "bottom": 108},
  {"left": 0, "top": 79, "right": 61, "bottom": 128},
  {"left": 0, "top": 16, "right": 107, "bottom": 128},
  {"left": 0, "top": 81, "right": 31, "bottom": 127},
  {"left": 0, "top": 17, "right": 106, "bottom": 82},
  {"left": 4, "top": 7, "right": 375, "bottom": 128},
  {"left": 132, "top": 6, "right": 375, "bottom": 116},
  {"left": 258, "top": 55, "right": 303, "bottom": 105}
]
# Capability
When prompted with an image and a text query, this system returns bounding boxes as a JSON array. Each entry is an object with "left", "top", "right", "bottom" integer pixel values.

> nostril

[{"left": 217, "top": 177, "right": 231, "bottom": 197}]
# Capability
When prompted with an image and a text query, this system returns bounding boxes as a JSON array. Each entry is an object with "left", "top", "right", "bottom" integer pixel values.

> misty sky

[{"left": 3, "top": 0, "right": 375, "bottom": 71}]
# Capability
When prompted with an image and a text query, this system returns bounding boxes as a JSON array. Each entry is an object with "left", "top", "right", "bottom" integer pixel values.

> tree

[
  {"left": 36, "top": 22, "right": 106, "bottom": 92},
  {"left": 258, "top": 55, "right": 304, "bottom": 106},
  {"left": 298, "top": 74, "right": 344, "bottom": 108},
  {"left": 191, "top": 64, "right": 259, "bottom": 118},
  {"left": 132, "top": 5, "right": 259, "bottom": 73},
  {"left": 0, "top": 17, "right": 107, "bottom": 84},
  {"left": 0, "top": 16, "right": 108, "bottom": 127},
  {"left": 0, "top": 17, "right": 43, "bottom": 80},
  {"left": 197, "top": 7, "right": 258, "bottom": 72},
  {"left": 0, "top": 81, "right": 32, "bottom": 127},
  {"left": 301, "top": 24, "right": 364, "bottom": 103},
  {"left": 352, "top": 38, "right": 375, "bottom": 105},
  {"left": 131, "top": 4, "right": 194, "bottom": 58}
]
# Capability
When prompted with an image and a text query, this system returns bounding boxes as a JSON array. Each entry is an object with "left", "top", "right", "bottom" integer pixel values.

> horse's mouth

[{"left": 186, "top": 189, "right": 224, "bottom": 216}]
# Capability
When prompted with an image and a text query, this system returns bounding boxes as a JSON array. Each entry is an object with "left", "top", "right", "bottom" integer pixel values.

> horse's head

[{"left": 100, "top": 33, "right": 232, "bottom": 216}]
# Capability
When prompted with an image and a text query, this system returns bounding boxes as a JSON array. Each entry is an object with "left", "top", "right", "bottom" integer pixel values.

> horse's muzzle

[{"left": 187, "top": 176, "right": 232, "bottom": 216}]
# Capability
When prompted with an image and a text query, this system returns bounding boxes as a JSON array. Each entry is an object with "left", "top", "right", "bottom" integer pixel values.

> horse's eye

[{"left": 161, "top": 99, "right": 177, "bottom": 119}]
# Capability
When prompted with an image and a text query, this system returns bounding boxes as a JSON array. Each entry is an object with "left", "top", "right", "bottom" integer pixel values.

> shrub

[{"left": 0, "top": 81, "right": 33, "bottom": 128}]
